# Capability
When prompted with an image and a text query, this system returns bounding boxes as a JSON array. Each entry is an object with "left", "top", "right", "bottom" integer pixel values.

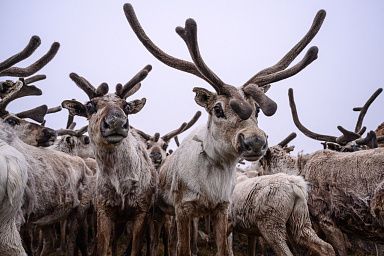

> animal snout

[
  {"left": 150, "top": 151, "right": 163, "bottom": 165},
  {"left": 37, "top": 128, "right": 57, "bottom": 147},
  {"left": 238, "top": 133, "right": 268, "bottom": 161},
  {"left": 100, "top": 109, "right": 129, "bottom": 143}
]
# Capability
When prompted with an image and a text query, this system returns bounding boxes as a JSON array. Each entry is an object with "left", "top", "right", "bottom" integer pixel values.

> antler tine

[
  {"left": 0, "top": 35, "right": 41, "bottom": 72},
  {"left": 57, "top": 128, "right": 78, "bottom": 136},
  {"left": 278, "top": 132, "right": 297, "bottom": 147},
  {"left": 353, "top": 88, "right": 383, "bottom": 133},
  {"left": 176, "top": 19, "right": 226, "bottom": 94},
  {"left": 24, "top": 74, "right": 47, "bottom": 84},
  {"left": 356, "top": 130, "right": 378, "bottom": 148},
  {"left": 288, "top": 88, "right": 337, "bottom": 142},
  {"left": 124, "top": 4, "right": 210, "bottom": 84},
  {"left": 181, "top": 111, "right": 202, "bottom": 133},
  {"left": 0, "top": 79, "right": 42, "bottom": 116},
  {"left": 47, "top": 105, "right": 62, "bottom": 114},
  {"left": 68, "top": 122, "right": 76, "bottom": 130},
  {"left": 174, "top": 136, "right": 180, "bottom": 147},
  {"left": 247, "top": 46, "right": 318, "bottom": 87},
  {"left": 162, "top": 122, "right": 188, "bottom": 142},
  {"left": 76, "top": 125, "right": 88, "bottom": 136},
  {"left": 69, "top": 73, "right": 97, "bottom": 99},
  {"left": 118, "top": 65, "right": 152, "bottom": 99},
  {"left": 125, "top": 83, "right": 141, "bottom": 98},
  {"left": 0, "top": 42, "right": 60, "bottom": 77},
  {"left": 133, "top": 127, "right": 152, "bottom": 141},
  {"left": 335, "top": 126, "right": 361, "bottom": 145},
  {"left": 245, "top": 10, "right": 325, "bottom": 84},
  {"left": 15, "top": 104, "right": 48, "bottom": 123}
]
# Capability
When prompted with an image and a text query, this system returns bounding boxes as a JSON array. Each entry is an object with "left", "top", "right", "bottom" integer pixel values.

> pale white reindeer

[{"left": 124, "top": 4, "right": 325, "bottom": 255}]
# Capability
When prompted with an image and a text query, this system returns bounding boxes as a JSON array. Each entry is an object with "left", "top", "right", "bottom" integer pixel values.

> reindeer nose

[
  {"left": 103, "top": 109, "right": 129, "bottom": 131},
  {"left": 238, "top": 133, "right": 268, "bottom": 160},
  {"left": 43, "top": 128, "right": 57, "bottom": 141},
  {"left": 150, "top": 151, "right": 162, "bottom": 162}
]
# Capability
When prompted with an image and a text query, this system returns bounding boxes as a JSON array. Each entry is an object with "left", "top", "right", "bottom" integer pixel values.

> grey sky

[{"left": 1, "top": 0, "right": 383, "bottom": 153}]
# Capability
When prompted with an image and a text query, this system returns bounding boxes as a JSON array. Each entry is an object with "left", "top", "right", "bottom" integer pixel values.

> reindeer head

[
  {"left": 0, "top": 35, "right": 60, "bottom": 146},
  {"left": 124, "top": 4, "right": 325, "bottom": 161},
  {"left": 62, "top": 65, "right": 151, "bottom": 148},
  {"left": 135, "top": 111, "right": 201, "bottom": 168}
]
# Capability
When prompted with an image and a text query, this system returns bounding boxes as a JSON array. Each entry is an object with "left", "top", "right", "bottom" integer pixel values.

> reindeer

[
  {"left": 62, "top": 65, "right": 156, "bottom": 256},
  {"left": 256, "top": 89, "right": 384, "bottom": 256},
  {"left": 0, "top": 35, "right": 60, "bottom": 147},
  {"left": 0, "top": 137, "right": 28, "bottom": 256},
  {"left": 124, "top": 4, "right": 325, "bottom": 255}
]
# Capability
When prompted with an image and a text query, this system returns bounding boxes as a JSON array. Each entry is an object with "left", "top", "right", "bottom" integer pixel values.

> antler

[
  {"left": 161, "top": 122, "right": 187, "bottom": 142},
  {"left": 46, "top": 105, "right": 62, "bottom": 114},
  {"left": 288, "top": 88, "right": 337, "bottom": 143},
  {"left": 123, "top": 4, "right": 209, "bottom": 83},
  {"left": 0, "top": 79, "right": 42, "bottom": 116},
  {"left": 244, "top": 10, "right": 325, "bottom": 87},
  {"left": 69, "top": 73, "right": 109, "bottom": 99},
  {"left": 116, "top": 65, "right": 152, "bottom": 99},
  {"left": 57, "top": 125, "right": 88, "bottom": 137},
  {"left": 15, "top": 104, "right": 48, "bottom": 123},
  {"left": 0, "top": 36, "right": 60, "bottom": 77},
  {"left": 355, "top": 130, "right": 378, "bottom": 149},
  {"left": 162, "top": 111, "right": 202, "bottom": 142},
  {"left": 278, "top": 132, "right": 297, "bottom": 147},
  {"left": 353, "top": 88, "right": 383, "bottom": 133}
]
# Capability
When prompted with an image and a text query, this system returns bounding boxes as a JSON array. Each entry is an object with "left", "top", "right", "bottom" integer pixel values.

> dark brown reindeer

[
  {"left": 124, "top": 4, "right": 325, "bottom": 255},
  {"left": 0, "top": 35, "right": 60, "bottom": 147},
  {"left": 62, "top": 65, "right": 156, "bottom": 256}
]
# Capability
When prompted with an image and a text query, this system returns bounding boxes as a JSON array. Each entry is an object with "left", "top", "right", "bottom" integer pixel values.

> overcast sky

[{"left": 1, "top": 0, "right": 383, "bottom": 154}]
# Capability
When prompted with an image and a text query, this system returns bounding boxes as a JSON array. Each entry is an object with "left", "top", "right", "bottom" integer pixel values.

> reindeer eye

[
  {"left": 5, "top": 117, "right": 20, "bottom": 126},
  {"left": 83, "top": 136, "right": 90, "bottom": 145},
  {"left": 85, "top": 101, "right": 96, "bottom": 115},
  {"left": 255, "top": 105, "right": 260, "bottom": 118},
  {"left": 123, "top": 102, "right": 131, "bottom": 115},
  {"left": 162, "top": 143, "right": 168, "bottom": 151},
  {"left": 213, "top": 104, "right": 225, "bottom": 118}
]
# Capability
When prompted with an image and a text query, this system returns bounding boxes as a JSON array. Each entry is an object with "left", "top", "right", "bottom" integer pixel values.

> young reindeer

[
  {"left": 62, "top": 65, "right": 156, "bottom": 256},
  {"left": 124, "top": 4, "right": 325, "bottom": 255}
]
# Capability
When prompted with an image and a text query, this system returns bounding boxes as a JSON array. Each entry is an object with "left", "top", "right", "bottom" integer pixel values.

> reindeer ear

[
  {"left": 126, "top": 98, "right": 146, "bottom": 115},
  {"left": 193, "top": 87, "right": 216, "bottom": 110},
  {"left": 61, "top": 100, "right": 87, "bottom": 117}
]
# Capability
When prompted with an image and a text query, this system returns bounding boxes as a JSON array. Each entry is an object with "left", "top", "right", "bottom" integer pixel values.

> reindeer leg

[
  {"left": 175, "top": 203, "right": 192, "bottom": 256},
  {"left": 191, "top": 217, "right": 199, "bottom": 256},
  {"left": 248, "top": 234, "right": 256, "bottom": 256},
  {"left": 96, "top": 207, "right": 112, "bottom": 256},
  {"left": 211, "top": 205, "right": 230, "bottom": 256},
  {"left": 131, "top": 212, "right": 147, "bottom": 256}
]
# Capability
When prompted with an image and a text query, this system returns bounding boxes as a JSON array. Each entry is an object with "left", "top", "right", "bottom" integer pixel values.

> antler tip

[
  {"left": 31, "top": 35, "right": 41, "bottom": 44},
  {"left": 123, "top": 3, "right": 133, "bottom": 11},
  {"left": 144, "top": 64, "right": 152, "bottom": 72}
]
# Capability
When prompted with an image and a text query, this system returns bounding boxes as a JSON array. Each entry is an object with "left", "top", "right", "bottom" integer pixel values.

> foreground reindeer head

[
  {"left": 124, "top": 4, "right": 325, "bottom": 161},
  {"left": 0, "top": 36, "right": 60, "bottom": 146},
  {"left": 135, "top": 111, "right": 201, "bottom": 167},
  {"left": 62, "top": 65, "right": 151, "bottom": 148}
]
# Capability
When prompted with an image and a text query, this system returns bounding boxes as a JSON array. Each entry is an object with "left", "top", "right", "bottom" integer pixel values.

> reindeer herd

[{"left": 0, "top": 3, "right": 383, "bottom": 256}]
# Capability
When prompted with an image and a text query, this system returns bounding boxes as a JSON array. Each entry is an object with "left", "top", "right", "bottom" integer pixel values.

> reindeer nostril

[
  {"left": 103, "top": 120, "right": 110, "bottom": 129},
  {"left": 123, "top": 120, "right": 129, "bottom": 129}
]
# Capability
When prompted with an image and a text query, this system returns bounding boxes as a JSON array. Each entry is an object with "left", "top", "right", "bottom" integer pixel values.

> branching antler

[
  {"left": 353, "top": 88, "right": 383, "bottom": 133},
  {"left": 244, "top": 10, "right": 325, "bottom": 87},
  {"left": 116, "top": 65, "right": 152, "bottom": 99},
  {"left": 0, "top": 79, "right": 42, "bottom": 116},
  {"left": 15, "top": 104, "right": 48, "bottom": 123},
  {"left": 288, "top": 88, "right": 337, "bottom": 143},
  {"left": 0, "top": 36, "right": 60, "bottom": 77}
]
